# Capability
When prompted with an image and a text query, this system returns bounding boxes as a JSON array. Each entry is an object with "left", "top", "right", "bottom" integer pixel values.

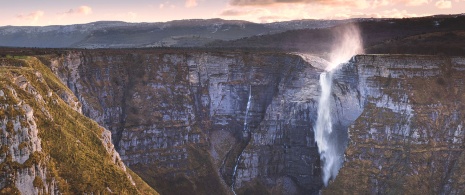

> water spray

[{"left": 314, "top": 23, "right": 363, "bottom": 186}]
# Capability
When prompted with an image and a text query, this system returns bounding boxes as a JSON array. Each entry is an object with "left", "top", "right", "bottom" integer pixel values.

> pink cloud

[
  {"left": 185, "top": 0, "right": 198, "bottom": 8},
  {"left": 230, "top": 0, "right": 369, "bottom": 8},
  {"left": 66, "top": 5, "right": 93, "bottom": 15},
  {"left": 17, "top": 11, "right": 44, "bottom": 22},
  {"left": 401, "top": 0, "right": 429, "bottom": 6},
  {"left": 435, "top": 0, "right": 452, "bottom": 8},
  {"left": 229, "top": 0, "right": 431, "bottom": 8}
]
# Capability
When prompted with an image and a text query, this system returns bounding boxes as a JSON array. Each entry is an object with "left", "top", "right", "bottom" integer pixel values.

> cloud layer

[
  {"left": 221, "top": 0, "right": 461, "bottom": 22},
  {"left": 17, "top": 11, "right": 44, "bottom": 22},
  {"left": 229, "top": 0, "right": 432, "bottom": 8},
  {"left": 435, "top": 0, "right": 452, "bottom": 8},
  {"left": 185, "top": 0, "right": 198, "bottom": 8},
  {"left": 66, "top": 5, "right": 92, "bottom": 15}
]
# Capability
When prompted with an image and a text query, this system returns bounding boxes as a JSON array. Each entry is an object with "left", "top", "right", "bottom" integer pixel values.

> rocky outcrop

[
  {"left": 0, "top": 56, "right": 156, "bottom": 194},
  {"left": 325, "top": 55, "right": 465, "bottom": 194},
  {"left": 0, "top": 79, "right": 52, "bottom": 194}
]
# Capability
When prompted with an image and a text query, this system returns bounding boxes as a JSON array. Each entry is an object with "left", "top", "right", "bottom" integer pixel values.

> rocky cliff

[
  {"left": 38, "top": 50, "right": 327, "bottom": 194},
  {"left": 4, "top": 48, "right": 465, "bottom": 195},
  {"left": 326, "top": 55, "right": 465, "bottom": 194},
  {"left": 0, "top": 56, "right": 158, "bottom": 194}
]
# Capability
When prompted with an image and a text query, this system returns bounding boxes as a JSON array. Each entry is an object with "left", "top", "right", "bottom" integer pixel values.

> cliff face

[
  {"left": 0, "top": 56, "right": 157, "bottom": 194},
  {"left": 30, "top": 49, "right": 465, "bottom": 194},
  {"left": 44, "top": 50, "right": 326, "bottom": 194},
  {"left": 326, "top": 55, "right": 465, "bottom": 194}
]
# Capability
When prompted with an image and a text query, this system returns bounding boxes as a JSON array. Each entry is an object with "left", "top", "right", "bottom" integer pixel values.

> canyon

[{"left": 1, "top": 48, "right": 465, "bottom": 194}]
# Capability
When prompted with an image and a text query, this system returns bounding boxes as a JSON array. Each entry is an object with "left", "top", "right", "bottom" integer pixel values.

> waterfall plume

[{"left": 315, "top": 23, "right": 363, "bottom": 186}]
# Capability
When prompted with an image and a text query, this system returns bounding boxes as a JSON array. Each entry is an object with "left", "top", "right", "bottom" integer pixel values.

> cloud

[
  {"left": 185, "top": 0, "right": 198, "bottom": 7},
  {"left": 230, "top": 0, "right": 430, "bottom": 8},
  {"left": 17, "top": 11, "right": 44, "bottom": 22},
  {"left": 230, "top": 0, "right": 274, "bottom": 5},
  {"left": 65, "top": 5, "right": 92, "bottom": 15},
  {"left": 160, "top": 2, "right": 177, "bottom": 9},
  {"left": 435, "top": 0, "right": 452, "bottom": 8},
  {"left": 334, "top": 9, "right": 424, "bottom": 19},
  {"left": 78, "top": 6, "right": 93, "bottom": 15},
  {"left": 230, "top": 0, "right": 369, "bottom": 8},
  {"left": 400, "top": 0, "right": 429, "bottom": 6},
  {"left": 222, "top": 0, "right": 433, "bottom": 22}
]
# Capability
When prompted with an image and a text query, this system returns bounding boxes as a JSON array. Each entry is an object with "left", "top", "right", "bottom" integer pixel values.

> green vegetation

[
  {"left": 33, "top": 176, "right": 44, "bottom": 188},
  {"left": 0, "top": 56, "right": 157, "bottom": 194},
  {"left": 127, "top": 169, "right": 160, "bottom": 195},
  {"left": 0, "top": 185, "right": 21, "bottom": 195}
]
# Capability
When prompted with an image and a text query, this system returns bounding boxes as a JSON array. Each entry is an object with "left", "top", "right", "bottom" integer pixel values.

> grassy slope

[{"left": 0, "top": 56, "right": 158, "bottom": 194}]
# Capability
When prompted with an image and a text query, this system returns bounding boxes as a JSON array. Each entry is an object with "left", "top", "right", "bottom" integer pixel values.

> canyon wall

[
  {"left": 37, "top": 49, "right": 465, "bottom": 194},
  {"left": 326, "top": 55, "right": 465, "bottom": 194},
  {"left": 46, "top": 50, "right": 327, "bottom": 194}
]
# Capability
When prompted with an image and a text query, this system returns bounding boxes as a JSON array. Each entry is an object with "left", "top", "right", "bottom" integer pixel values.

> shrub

[{"left": 33, "top": 176, "right": 44, "bottom": 188}]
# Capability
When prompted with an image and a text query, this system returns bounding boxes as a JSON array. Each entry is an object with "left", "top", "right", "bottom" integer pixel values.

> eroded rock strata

[
  {"left": 327, "top": 55, "right": 465, "bottom": 194},
  {"left": 41, "top": 50, "right": 326, "bottom": 194},
  {"left": 8, "top": 48, "right": 464, "bottom": 195}
]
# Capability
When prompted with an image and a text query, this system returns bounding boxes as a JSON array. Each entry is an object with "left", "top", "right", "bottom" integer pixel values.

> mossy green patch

[{"left": 0, "top": 56, "right": 157, "bottom": 194}]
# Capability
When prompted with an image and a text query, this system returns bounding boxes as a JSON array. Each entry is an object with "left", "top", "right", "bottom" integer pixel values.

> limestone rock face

[
  {"left": 43, "top": 50, "right": 465, "bottom": 195},
  {"left": 48, "top": 50, "right": 326, "bottom": 194},
  {"left": 326, "top": 55, "right": 465, "bottom": 194},
  {"left": 0, "top": 70, "right": 56, "bottom": 195}
]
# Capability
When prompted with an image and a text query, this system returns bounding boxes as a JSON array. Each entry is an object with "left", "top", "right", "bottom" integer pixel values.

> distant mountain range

[
  {"left": 0, "top": 18, "right": 358, "bottom": 48},
  {"left": 207, "top": 14, "right": 465, "bottom": 55},
  {"left": 1, "top": 14, "right": 464, "bottom": 55}
]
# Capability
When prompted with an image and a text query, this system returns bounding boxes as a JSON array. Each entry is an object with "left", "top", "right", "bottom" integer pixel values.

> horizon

[
  {"left": 1, "top": 0, "right": 465, "bottom": 26},
  {"left": 1, "top": 13, "right": 464, "bottom": 28}
]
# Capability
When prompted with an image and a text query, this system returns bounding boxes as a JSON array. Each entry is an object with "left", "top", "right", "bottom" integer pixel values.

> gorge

[{"left": 1, "top": 46, "right": 464, "bottom": 194}]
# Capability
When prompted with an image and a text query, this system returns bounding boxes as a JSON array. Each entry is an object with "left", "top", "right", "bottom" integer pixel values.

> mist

[{"left": 327, "top": 23, "right": 364, "bottom": 70}]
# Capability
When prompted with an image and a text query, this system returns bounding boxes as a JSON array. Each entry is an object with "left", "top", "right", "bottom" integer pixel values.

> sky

[{"left": 1, "top": 0, "right": 464, "bottom": 26}]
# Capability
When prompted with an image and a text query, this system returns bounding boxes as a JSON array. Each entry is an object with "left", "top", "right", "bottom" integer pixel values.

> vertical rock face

[
  {"left": 326, "top": 55, "right": 465, "bottom": 194},
  {"left": 233, "top": 55, "right": 324, "bottom": 194},
  {"left": 44, "top": 50, "right": 465, "bottom": 195},
  {"left": 48, "top": 50, "right": 326, "bottom": 194}
]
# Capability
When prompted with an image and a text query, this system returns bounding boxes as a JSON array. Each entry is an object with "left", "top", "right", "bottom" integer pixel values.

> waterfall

[
  {"left": 313, "top": 24, "right": 364, "bottom": 186},
  {"left": 231, "top": 85, "right": 252, "bottom": 195},
  {"left": 231, "top": 155, "right": 241, "bottom": 195},
  {"left": 315, "top": 71, "right": 339, "bottom": 186},
  {"left": 244, "top": 85, "right": 252, "bottom": 128}
]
